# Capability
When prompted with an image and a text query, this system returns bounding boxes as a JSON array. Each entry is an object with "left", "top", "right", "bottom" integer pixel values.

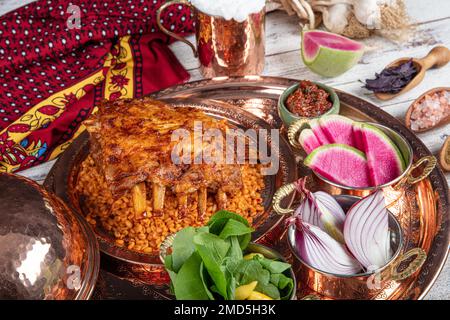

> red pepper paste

[{"left": 286, "top": 81, "right": 332, "bottom": 117}]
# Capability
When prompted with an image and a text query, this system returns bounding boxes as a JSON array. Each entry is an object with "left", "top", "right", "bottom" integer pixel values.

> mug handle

[
  {"left": 156, "top": 0, "right": 198, "bottom": 57},
  {"left": 287, "top": 118, "right": 310, "bottom": 150},
  {"left": 390, "top": 248, "right": 427, "bottom": 281},
  {"left": 406, "top": 156, "right": 437, "bottom": 185},
  {"left": 272, "top": 182, "right": 297, "bottom": 215}
]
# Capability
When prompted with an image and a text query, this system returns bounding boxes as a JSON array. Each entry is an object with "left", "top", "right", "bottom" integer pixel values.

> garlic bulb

[
  {"left": 322, "top": 4, "right": 351, "bottom": 34},
  {"left": 353, "top": 0, "right": 381, "bottom": 29}
]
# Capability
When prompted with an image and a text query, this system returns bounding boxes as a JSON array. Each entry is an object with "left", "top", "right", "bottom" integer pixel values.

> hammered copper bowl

[
  {"left": 286, "top": 195, "right": 426, "bottom": 300},
  {"left": 0, "top": 173, "right": 99, "bottom": 300},
  {"left": 287, "top": 121, "right": 437, "bottom": 208}
]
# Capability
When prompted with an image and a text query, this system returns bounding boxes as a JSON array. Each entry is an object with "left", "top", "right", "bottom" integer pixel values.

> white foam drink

[{"left": 191, "top": 0, "right": 265, "bottom": 22}]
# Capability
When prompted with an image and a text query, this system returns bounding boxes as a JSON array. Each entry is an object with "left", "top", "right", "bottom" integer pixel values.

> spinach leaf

[
  {"left": 219, "top": 219, "right": 253, "bottom": 239},
  {"left": 193, "top": 232, "right": 231, "bottom": 299},
  {"left": 233, "top": 259, "right": 270, "bottom": 287},
  {"left": 255, "top": 256, "right": 291, "bottom": 274},
  {"left": 226, "top": 272, "right": 236, "bottom": 301},
  {"left": 215, "top": 220, "right": 251, "bottom": 250},
  {"left": 223, "top": 236, "right": 243, "bottom": 274},
  {"left": 256, "top": 282, "right": 280, "bottom": 300},
  {"left": 270, "top": 273, "right": 294, "bottom": 300},
  {"left": 207, "top": 211, "right": 252, "bottom": 249},
  {"left": 208, "top": 210, "right": 249, "bottom": 233},
  {"left": 173, "top": 252, "right": 211, "bottom": 300},
  {"left": 164, "top": 255, "right": 177, "bottom": 284},
  {"left": 200, "top": 262, "right": 215, "bottom": 300},
  {"left": 171, "top": 226, "right": 208, "bottom": 272}
]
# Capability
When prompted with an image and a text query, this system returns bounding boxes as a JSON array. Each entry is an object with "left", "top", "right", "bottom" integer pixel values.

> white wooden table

[{"left": 1, "top": 0, "right": 448, "bottom": 299}]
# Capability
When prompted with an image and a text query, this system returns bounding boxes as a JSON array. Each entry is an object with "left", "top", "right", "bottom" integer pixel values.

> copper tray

[{"left": 45, "top": 76, "right": 449, "bottom": 300}]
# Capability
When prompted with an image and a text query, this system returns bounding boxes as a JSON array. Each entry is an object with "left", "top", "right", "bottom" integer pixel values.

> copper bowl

[
  {"left": 159, "top": 236, "right": 297, "bottom": 300},
  {"left": 286, "top": 120, "right": 437, "bottom": 209},
  {"left": 285, "top": 195, "right": 426, "bottom": 300},
  {"left": 0, "top": 173, "right": 99, "bottom": 300}
]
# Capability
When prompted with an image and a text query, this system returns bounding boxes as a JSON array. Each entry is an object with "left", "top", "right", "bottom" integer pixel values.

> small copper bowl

[
  {"left": 160, "top": 237, "right": 297, "bottom": 300},
  {"left": 284, "top": 195, "right": 426, "bottom": 300},
  {"left": 286, "top": 120, "right": 437, "bottom": 209}
]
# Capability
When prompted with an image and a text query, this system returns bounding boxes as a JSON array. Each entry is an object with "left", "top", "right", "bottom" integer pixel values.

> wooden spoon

[
  {"left": 405, "top": 87, "right": 450, "bottom": 133},
  {"left": 440, "top": 136, "right": 450, "bottom": 172},
  {"left": 375, "top": 46, "right": 450, "bottom": 101}
]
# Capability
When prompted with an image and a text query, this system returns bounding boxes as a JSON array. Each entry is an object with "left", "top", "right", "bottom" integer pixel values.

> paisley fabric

[{"left": 0, "top": 0, "right": 194, "bottom": 173}]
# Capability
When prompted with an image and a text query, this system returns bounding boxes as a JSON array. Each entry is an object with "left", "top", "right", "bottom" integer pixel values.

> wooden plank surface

[{"left": 0, "top": 0, "right": 448, "bottom": 299}]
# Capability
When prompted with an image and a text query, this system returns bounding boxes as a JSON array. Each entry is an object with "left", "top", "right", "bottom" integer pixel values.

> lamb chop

[{"left": 84, "top": 97, "right": 243, "bottom": 219}]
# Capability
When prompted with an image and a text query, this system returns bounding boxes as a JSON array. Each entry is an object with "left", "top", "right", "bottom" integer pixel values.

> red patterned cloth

[{"left": 0, "top": 0, "right": 194, "bottom": 172}]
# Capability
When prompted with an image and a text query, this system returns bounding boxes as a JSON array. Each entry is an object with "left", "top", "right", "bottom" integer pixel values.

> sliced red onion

[
  {"left": 293, "top": 219, "right": 362, "bottom": 275},
  {"left": 294, "top": 180, "right": 346, "bottom": 243},
  {"left": 344, "top": 190, "right": 391, "bottom": 271}
]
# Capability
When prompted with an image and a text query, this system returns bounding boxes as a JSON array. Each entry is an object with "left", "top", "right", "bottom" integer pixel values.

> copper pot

[
  {"left": 286, "top": 120, "right": 437, "bottom": 210},
  {"left": 281, "top": 194, "right": 426, "bottom": 299}
]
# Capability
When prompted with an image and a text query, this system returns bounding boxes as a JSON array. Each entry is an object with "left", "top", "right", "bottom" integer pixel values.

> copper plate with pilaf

[{"left": 49, "top": 97, "right": 297, "bottom": 267}]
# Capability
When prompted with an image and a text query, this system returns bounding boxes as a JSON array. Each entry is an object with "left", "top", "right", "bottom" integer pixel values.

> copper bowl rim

[{"left": 287, "top": 195, "right": 404, "bottom": 279}]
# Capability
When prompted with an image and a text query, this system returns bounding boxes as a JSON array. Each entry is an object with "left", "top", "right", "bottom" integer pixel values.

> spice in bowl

[
  {"left": 364, "top": 59, "right": 418, "bottom": 94},
  {"left": 409, "top": 89, "right": 450, "bottom": 132},
  {"left": 285, "top": 80, "right": 333, "bottom": 117}
]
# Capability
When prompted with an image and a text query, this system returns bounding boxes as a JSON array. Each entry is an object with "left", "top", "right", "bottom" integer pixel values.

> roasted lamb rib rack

[{"left": 84, "top": 98, "right": 243, "bottom": 220}]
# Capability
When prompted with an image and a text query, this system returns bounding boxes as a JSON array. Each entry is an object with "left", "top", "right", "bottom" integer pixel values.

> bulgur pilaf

[{"left": 75, "top": 155, "right": 265, "bottom": 254}]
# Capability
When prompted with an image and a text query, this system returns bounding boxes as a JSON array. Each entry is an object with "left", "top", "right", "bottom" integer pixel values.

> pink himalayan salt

[{"left": 410, "top": 90, "right": 450, "bottom": 131}]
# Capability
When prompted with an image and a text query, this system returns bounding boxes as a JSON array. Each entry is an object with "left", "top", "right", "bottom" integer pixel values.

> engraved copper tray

[{"left": 45, "top": 76, "right": 449, "bottom": 300}]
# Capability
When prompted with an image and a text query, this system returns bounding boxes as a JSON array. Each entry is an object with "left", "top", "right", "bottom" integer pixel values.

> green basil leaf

[{"left": 173, "top": 252, "right": 211, "bottom": 300}]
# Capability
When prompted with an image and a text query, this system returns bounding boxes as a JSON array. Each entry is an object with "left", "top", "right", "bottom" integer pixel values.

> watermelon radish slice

[
  {"left": 299, "top": 128, "right": 322, "bottom": 154},
  {"left": 319, "top": 115, "right": 357, "bottom": 148},
  {"left": 301, "top": 30, "right": 364, "bottom": 78},
  {"left": 304, "top": 144, "right": 371, "bottom": 188},
  {"left": 308, "top": 119, "right": 330, "bottom": 145},
  {"left": 358, "top": 124, "right": 406, "bottom": 186}
]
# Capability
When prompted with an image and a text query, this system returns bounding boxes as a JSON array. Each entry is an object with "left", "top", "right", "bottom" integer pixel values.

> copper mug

[{"left": 157, "top": 0, "right": 266, "bottom": 78}]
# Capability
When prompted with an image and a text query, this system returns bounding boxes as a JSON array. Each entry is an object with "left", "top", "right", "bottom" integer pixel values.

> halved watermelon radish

[
  {"left": 299, "top": 128, "right": 322, "bottom": 154},
  {"left": 358, "top": 124, "right": 406, "bottom": 186},
  {"left": 319, "top": 115, "right": 357, "bottom": 148},
  {"left": 301, "top": 30, "right": 364, "bottom": 77},
  {"left": 308, "top": 119, "right": 330, "bottom": 145},
  {"left": 304, "top": 144, "right": 371, "bottom": 188}
]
